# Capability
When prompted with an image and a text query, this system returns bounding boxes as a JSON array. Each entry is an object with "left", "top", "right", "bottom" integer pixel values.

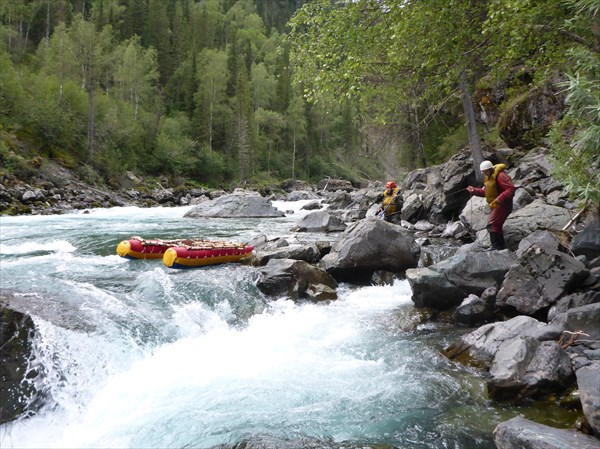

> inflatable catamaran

[{"left": 116, "top": 236, "right": 254, "bottom": 268}]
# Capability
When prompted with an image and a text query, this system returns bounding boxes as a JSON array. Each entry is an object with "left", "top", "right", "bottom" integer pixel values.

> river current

[{"left": 0, "top": 201, "right": 544, "bottom": 448}]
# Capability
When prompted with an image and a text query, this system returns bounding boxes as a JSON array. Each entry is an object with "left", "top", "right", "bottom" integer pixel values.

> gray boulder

[
  {"left": 487, "top": 338, "right": 573, "bottom": 400},
  {"left": 320, "top": 218, "right": 419, "bottom": 281},
  {"left": 442, "top": 315, "right": 561, "bottom": 367},
  {"left": 406, "top": 250, "right": 517, "bottom": 310},
  {"left": 184, "top": 191, "right": 284, "bottom": 218},
  {"left": 572, "top": 217, "right": 600, "bottom": 260},
  {"left": 494, "top": 416, "right": 600, "bottom": 449},
  {"left": 496, "top": 244, "right": 590, "bottom": 316},
  {"left": 251, "top": 243, "right": 322, "bottom": 266},
  {"left": 286, "top": 190, "right": 320, "bottom": 201},
  {"left": 503, "top": 200, "right": 573, "bottom": 250},
  {"left": 256, "top": 259, "right": 338, "bottom": 301},
  {"left": 0, "top": 305, "right": 42, "bottom": 424},
  {"left": 459, "top": 196, "right": 489, "bottom": 232},
  {"left": 290, "top": 210, "right": 347, "bottom": 233},
  {"left": 453, "top": 293, "right": 495, "bottom": 326},
  {"left": 548, "top": 291, "right": 600, "bottom": 322},
  {"left": 316, "top": 178, "right": 354, "bottom": 193},
  {"left": 577, "top": 361, "right": 600, "bottom": 435},
  {"left": 549, "top": 303, "right": 600, "bottom": 342}
]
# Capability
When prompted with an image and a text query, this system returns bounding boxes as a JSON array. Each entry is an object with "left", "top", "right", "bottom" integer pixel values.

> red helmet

[{"left": 386, "top": 181, "right": 396, "bottom": 189}]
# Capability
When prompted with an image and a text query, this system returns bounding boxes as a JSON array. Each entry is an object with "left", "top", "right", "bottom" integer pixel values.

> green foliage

[
  {"left": 10, "top": 0, "right": 592, "bottom": 191},
  {"left": 23, "top": 73, "right": 87, "bottom": 157},
  {"left": 0, "top": 50, "right": 25, "bottom": 127},
  {"left": 550, "top": 45, "right": 600, "bottom": 210}
]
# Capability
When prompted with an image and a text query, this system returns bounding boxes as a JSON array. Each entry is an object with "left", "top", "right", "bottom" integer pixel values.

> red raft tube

[
  {"left": 163, "top": 241, "right": 254, "bottom": 268},
  {"left": 116, "top": 236, "right": 177, "bottom": 260}
]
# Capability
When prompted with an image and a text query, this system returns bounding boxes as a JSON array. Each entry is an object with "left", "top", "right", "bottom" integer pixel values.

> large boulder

[
  {"left": 0, "top": 305, "right": 42, "bottom": 424},
  {"left": 549, "top": 303, "right": 600, "bottom": 342},
  {"left": 251, "top": 243, "right": 323, "bottom": 266},
  {"left": 487, "top": 338, "right": 573, "bottom": 400},
  {"left": 290, "top": 210, "right": 347, "bottom": 233},
  {"left": 572, "top": 217, "right": 600, "bottom": 261},
  {"left": 316, "top": 178, "right": 354, "bottom": 193},
  {"left": 496, "top": 243, "right": 590, "bottom": 316},
  {"left": 577, "top": 361, "right": 600, "bottom": 435},
  {"left": 459, "top": 196, "right": 489, "bottom": 232},
  {"left": 442, "top": 315, "right": 560, "bottom": 367},
  {"left": 439, "top": 150, "right": 480, "bottom": 216},
  {"left": 184, "top": 191, "right": 284, "bottom": 218},
  {"left": 494, "top": 416, "right": 600, "bottom": 449},
  {"left": 406, "top": 250, "right": 517, "bottom": 310},
  {"left": 503, "top": 200, "right": 573, "bottom": 250},
  {"left": 256, "top": 259, "right": 338, "bottom": 301},
  {"left": 319, "top": 218, "right": 419, "bottom": 282}
]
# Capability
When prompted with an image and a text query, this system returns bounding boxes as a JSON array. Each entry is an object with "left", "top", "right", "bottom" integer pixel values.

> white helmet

[{"left": 480, "top": 160, "right": 493, "bottom": 171}]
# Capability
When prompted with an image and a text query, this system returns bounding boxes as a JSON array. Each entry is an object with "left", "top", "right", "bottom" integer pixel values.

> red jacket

[{"left": 472, "top": 171, "right": 515, "bottom": 205}]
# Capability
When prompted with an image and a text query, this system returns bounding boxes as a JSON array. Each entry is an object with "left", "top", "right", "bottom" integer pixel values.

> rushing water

[{"left": 0, "top": 202, "right": 528, "bottom": 449}]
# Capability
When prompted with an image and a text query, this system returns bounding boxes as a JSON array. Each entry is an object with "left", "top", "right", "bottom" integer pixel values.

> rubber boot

[
  {"left": 489, "top": 232, "right": 505, "bottom": 250},
  {"left": 496, "top": 233, "right": 506, "bottom": 250}
]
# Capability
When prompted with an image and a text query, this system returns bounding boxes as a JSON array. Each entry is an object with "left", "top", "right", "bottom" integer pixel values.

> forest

[{"left": 0, "top": 0, "right": 598, "bottom": 209}]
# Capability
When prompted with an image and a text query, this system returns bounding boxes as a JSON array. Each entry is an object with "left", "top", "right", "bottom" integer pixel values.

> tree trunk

[
  {"left": 237, "top": 114, "right": 251, "bottom": 182},
  {"left": 459, "top": 71, "right": 484, "bottom": 182},
  {"left": 292, "top": 128, "right": 296, "bottom": 180},
  {"left": 87, "top": 70, "right": 95, "bottom": 159}
]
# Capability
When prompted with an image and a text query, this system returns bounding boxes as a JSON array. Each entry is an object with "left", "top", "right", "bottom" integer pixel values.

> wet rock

[
  {"left": 251, "top": 244, "right": 322, "bottom": 266},
  {"left": 494, "top": 416, "right": 600, "bottom": 449},
  {"left": 256, "top": 259, "right": 338, "bottom": 301},
  {"left": 442, "top": 315, "right": 561, "bottom": 367},
  {"left": 300, "top": 201, "right": 322, "bottom": 210},
  {"left": 320, "top": 218, "right": 419, "bottom": 282},
  {"left": 290, "top": 210, "right": 347, "bottom": 233},
  {"left": 0, "top": 305, "right": 41, "bottom": 424},
  {"left": 453, "top": 294, "right": 495, "bottom": 327},
  {"left": 487, "top": 338, "right": 573, "bottom": 401},
  {"left": 406, "top": 250, "right": 516, "bottom": 310}
]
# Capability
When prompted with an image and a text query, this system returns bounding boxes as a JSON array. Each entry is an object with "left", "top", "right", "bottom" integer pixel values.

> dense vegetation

[
  {"left": 0, "top": 0, "right": 598, "bottom": 211},
  {"left": 0, "top": 0, "right": 372, "bottom": 188}
]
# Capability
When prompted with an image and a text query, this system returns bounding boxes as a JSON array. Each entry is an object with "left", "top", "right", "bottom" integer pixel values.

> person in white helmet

[{"left": 467, "top": 160, "right": 516, "bottom": 250}]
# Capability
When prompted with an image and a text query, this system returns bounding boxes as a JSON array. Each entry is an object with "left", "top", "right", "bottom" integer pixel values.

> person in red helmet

[
  {"left": 377, "top": 181, "right": 403, "bottom": 223},
  {"left": 467, "top": 160, "right": 516, "bottom": 250}
]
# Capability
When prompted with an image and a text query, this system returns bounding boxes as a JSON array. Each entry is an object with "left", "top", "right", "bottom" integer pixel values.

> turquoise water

[{"left": 0, "top": 203, "right": 506, "bottom": 448}]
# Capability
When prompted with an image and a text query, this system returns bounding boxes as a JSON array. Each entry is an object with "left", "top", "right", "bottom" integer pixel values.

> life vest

[
  {"left": 483, "top": 164, "right": 510, "bottom": 205},
  {"left": 383, "top": 187, "right": 401, "bottom": 214}
]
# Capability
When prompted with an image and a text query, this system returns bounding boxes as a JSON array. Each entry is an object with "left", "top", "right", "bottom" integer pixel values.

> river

[{"left": 0, "top": 201, "right": 545, "bottom": 448}]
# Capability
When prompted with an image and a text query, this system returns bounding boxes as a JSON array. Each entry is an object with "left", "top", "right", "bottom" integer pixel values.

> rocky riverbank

[
  {"left": 0, "top": 161, "right": 231, "bottom": 216},
  {"left": 1, "top": 146, "right": 599, "bottom": 448}
]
